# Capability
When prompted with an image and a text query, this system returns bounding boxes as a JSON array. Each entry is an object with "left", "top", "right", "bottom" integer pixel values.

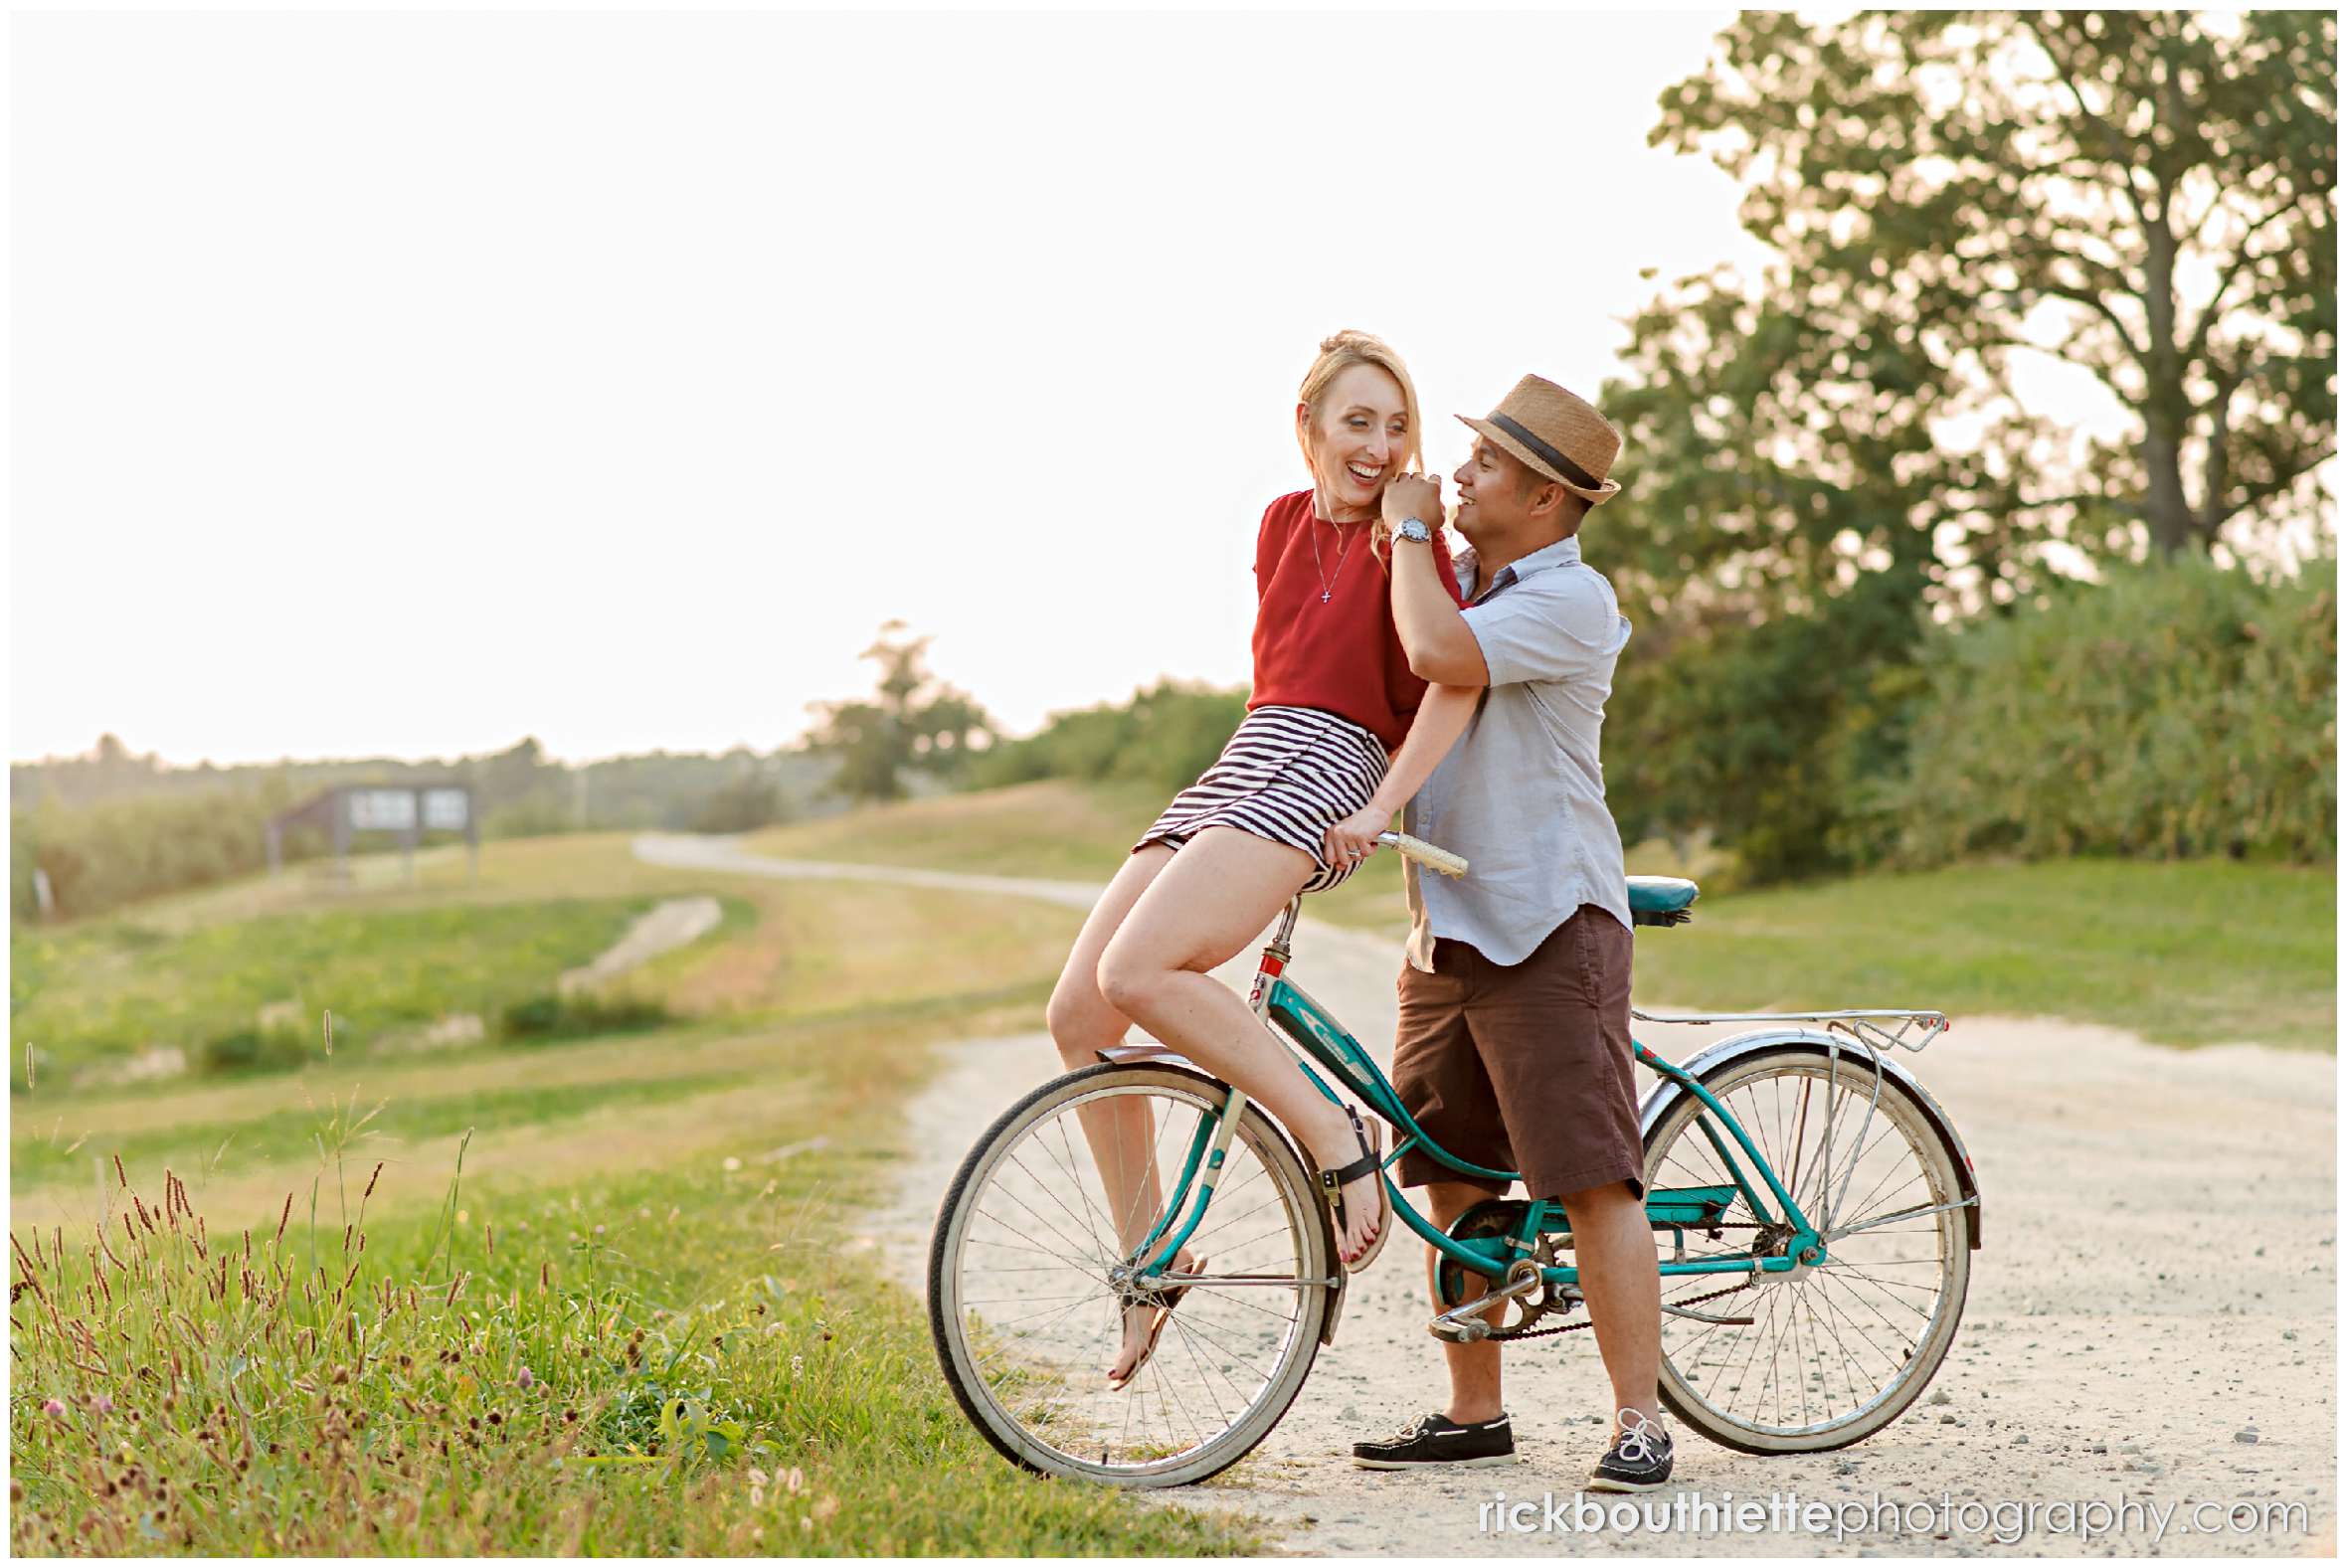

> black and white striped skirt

[{"left": 1134, "top": 705, "right": 1389, "bottom": 893}]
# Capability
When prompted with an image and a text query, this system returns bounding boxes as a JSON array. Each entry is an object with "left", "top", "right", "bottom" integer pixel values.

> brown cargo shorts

[{"left": 1392, "top": 905, "right": 1645, "bottom": 1203}]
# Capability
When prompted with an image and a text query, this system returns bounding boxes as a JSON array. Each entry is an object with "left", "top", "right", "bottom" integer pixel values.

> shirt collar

[{"left": 1460, "top": 533, "right": 1582, "bottom": 603}]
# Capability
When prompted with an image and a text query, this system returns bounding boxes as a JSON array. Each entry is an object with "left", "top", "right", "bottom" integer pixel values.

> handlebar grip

[{"left": 1377, "top": 831, "right": 1468, "bottom": 879}]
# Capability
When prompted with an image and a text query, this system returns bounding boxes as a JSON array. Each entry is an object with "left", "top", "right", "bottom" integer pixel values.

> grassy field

[
  {"left": 11, "top": 786, "right": 2331, "bottom": 1552},
  {"left": 12, "top": 898, "right": 661, "bottom": 1083},
  {"left": 9, "top": 832, "right": 1256, "bottom": 1555},
  {"left": 747, "top": 782, "right": 2335, "bottom": 1051}
]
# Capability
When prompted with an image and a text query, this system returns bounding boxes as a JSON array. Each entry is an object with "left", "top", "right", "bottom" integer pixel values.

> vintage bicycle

[{"left": 928, "top": 832, "right": 1980, "bottom": 1486}]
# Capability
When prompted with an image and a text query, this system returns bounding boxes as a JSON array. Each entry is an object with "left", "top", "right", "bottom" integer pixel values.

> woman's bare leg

[
  {"left": 1043, "top": 844, "right": 1196, "bottom": 1382},
  {"left": 1095, "top": 826, "right": 1385, "bottom": 1265}
]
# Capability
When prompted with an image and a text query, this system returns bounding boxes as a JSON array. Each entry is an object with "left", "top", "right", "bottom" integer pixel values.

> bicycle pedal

[{"left": 1428, "top": 1316, "right": 1491, "bottom": 1345}]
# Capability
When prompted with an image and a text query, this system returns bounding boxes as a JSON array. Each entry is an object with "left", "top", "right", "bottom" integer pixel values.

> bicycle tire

[
  {"left": 1642, "top": 1045, "right": 1971, "bottom": 1455},
  {"left": 928, "top": 1061, "right": 1334, "bottom": 1486}
]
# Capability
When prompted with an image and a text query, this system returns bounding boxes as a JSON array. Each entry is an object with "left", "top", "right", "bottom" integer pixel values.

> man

[{"left": 1351, "top": 374, "right": 1670, "bottom": 1490}]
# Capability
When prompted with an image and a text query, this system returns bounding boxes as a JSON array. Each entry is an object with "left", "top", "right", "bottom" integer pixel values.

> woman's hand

[
  {"left": 1381, "top": 473, "right": 1443, "bottom": 529},
  {"left": 1322, "top": 805, "right": 1388, "bottom": 870}
]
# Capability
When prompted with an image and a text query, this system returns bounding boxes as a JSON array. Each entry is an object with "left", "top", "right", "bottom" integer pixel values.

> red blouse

[{"left": 1249, "top": 489, "right": 1464, "bottom": 753}]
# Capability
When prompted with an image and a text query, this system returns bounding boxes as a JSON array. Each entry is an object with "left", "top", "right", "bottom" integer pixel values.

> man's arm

[{"left": 1381, "top": 474, "right": 1488, "bottom": 686}]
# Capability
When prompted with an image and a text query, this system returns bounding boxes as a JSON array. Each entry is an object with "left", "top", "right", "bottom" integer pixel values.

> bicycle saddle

[{"left": 1627, "top": 876, "right": 1700, "bottom": 927}]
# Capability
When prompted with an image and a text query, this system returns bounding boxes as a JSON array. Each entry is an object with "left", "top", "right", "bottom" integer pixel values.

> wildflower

[
  {"left": 90, "top": 1394, "right": 113, "bottom": 1415},
  {"left": 42, "top": 1398, "right": 65, "bottom": 1418},
  {"left": 791, "top": 1355, "right": 804, "bottom": 1375},
  {"left": 722, "top": 1156, "right": 742, "bottom": 1172},
  {"left": 516, "top": 1366, "right": 535, "bottom": 1390},
  {"left": 748, "top": 1469, "right": 769, "bottom": 1486},
  {"left": 812, "top": 1495, "right": 839, "bottom": 1524},
  {"left": 784, "top": 1466, "right": 805, "bottom": 1494}
]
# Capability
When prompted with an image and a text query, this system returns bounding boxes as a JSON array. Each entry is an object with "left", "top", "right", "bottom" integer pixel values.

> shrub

[
  {"left": 1607, "top": 573, "right": 1925, "bottom": 882},
  {"left": 499, "top": 988, "right": 671, "bottom": 1043},
  {"left": 1875, "top": 557, "right": 2336, "bottom": 865},
  {"left": 12, "top": 788, "right": 329, "bottom": 923},
  {"left": 970, "top": 680, "right": 1247, "bottom": 795}
]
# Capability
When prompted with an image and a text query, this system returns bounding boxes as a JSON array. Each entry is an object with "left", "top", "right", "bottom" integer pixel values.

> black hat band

[{"left": 1491, "top": 413, "right": 1607, "bottom": 492}]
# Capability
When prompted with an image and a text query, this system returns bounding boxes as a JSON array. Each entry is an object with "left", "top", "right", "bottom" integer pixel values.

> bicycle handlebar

[{"left": 1375, "top": 830, "right": 1468, "bottom": 879}]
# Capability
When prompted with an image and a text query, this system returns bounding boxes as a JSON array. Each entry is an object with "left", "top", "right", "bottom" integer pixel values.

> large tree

[
  {"left": 1626, "top": 9, "right": 2333, "bottom": 593},
  {"left": 1597, "top": 11, "right": 2334, "bottom": 878}
]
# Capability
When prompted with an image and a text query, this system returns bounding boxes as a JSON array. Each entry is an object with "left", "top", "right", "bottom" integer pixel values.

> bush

[
  {"left": 197, "top": 1022, "right": 316, "bottom": 1077},
  {"left": 12, "top": 787, "right": 329, "bottom": 923},
  {"left": 500, "top": 988, "right": 672, "bottom": 1042},
  {"left": 1874, "top": 558, "right": 2336, "bottom": 865},
  {"left": 970, "top": 680, "right": 1247, "bottom": 795},
  {"left": 1607, "top": 573, "right": 1925, "bottom": 882}
]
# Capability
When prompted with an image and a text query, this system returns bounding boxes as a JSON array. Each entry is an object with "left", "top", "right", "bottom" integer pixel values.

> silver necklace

[{"left": 1309, "top": 515, "right": 1358, "bottom": 605}]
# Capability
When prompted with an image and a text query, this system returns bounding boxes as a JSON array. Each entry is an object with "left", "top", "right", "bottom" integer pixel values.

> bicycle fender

[{"left": 1636, "top": 1028, "right": 1983, "bottom": 1250}]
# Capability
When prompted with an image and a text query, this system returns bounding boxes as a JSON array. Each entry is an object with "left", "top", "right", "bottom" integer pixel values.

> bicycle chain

[{"left": 1487, "top": 1279, "right": 1760, "bottom": 1341}]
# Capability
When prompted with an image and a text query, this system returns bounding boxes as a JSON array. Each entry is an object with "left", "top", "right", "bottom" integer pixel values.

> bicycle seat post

[
  {"left": 1266, "top": 896, "right": 1303, "bottom": 962},
  {"left": 1249, "top": 897, "right": 1304, "bottom": 1014}
]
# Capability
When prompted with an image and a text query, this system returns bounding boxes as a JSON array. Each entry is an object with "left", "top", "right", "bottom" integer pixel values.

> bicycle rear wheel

[
  {"left": 928, "top": 1062, "right": 1334, "bottom": 1486},
  {"left": 1642, "top": 1046, "right": 1971, "bottom": 1454}
]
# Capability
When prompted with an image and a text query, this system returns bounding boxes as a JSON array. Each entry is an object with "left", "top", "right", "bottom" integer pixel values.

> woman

[{"left": 1046, "top": 330, "right": 1483, "bottom": 1388}]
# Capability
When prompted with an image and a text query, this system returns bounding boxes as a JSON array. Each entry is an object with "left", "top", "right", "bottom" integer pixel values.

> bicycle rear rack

[{"left": 1631, "top": 1007, "right": 1951, "bottom": 1054}]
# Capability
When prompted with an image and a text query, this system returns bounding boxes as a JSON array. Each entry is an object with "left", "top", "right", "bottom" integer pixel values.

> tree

[
  {"left": 470, "top": 736, "right": 553, "bottom": 808},
  {"left": 804, "top": 622, "right": 996, "bottom": 803},
  {"left": 1639, "top": 10, "right": 2334, "bottom": 577},
  {"left": 691, "top": 768, "right": 787, "bottom": 833},
  {"left": 1595, "top": 10, "right": 2336, "bottom": 880}
]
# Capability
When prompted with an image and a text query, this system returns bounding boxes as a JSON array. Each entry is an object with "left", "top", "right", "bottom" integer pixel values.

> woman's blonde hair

[{"left": 1295, "top": 329, "right": 1422, "bottom": 563}]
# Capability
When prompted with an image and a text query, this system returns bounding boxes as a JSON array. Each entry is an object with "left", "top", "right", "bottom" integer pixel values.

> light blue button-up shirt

[{"left": 1403, "top": 533, "right": 1633, "bottom": 970}]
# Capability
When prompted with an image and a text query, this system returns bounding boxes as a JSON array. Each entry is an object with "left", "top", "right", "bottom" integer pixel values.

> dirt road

[{"left": 642, "top": 836, "right": 2338, "bottom": 1558}]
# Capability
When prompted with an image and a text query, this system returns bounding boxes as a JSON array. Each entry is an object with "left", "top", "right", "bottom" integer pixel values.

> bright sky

[{"left": 4, "top": 7, "right": 2115, "bottom": 767}]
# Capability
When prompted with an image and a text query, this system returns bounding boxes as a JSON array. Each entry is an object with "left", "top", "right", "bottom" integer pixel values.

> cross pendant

[{"left": 1320, "top": 591, "right": 1332, "bottom": 604}]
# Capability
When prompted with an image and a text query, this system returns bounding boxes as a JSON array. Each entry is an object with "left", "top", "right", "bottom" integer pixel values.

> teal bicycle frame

[{"left": 1134, "top": 897, "right": 1826, "bottom": 1295}]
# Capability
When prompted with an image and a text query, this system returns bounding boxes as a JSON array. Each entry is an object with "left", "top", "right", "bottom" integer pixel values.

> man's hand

[
  {"left": 1322, "top": 805, "right": 1388, "bottom": 870},
  {"left": 1381, "top": 473, "right": 1443, "bottom": 531}
]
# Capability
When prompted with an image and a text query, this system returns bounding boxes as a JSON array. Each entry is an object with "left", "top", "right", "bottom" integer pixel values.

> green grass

[
  {"left": 8, "top": 1131, "right": 1253, "bottom": 1554},
  {"left": 12, "top": 898, "right": 658, "bottom": 1083},
  {"left": 1630, "top": 856, "right": 2337, "bottom": 1050},
  {"left": 9, "top": 1070, "right": 742, "bottom": 1188},
  {"left": 9, "top": 832, "right": 1252, "bottom": 1555},
  {"left": 751, "top": 783, "right": 2334, "bottom": 1051}
]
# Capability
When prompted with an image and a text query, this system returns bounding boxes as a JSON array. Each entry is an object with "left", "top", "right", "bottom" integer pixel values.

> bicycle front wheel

[
  {"left": 1642, "top": 1046, "right": 1972, "bottom": 1454},
  {"left": 928, "top": 1062, "right": 1334, "bottom": 1486}
]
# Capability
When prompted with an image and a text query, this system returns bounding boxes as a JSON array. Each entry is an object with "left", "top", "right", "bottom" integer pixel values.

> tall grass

[{"left": 9, "top": 1149, "right": 1256, "bottom": 1555}]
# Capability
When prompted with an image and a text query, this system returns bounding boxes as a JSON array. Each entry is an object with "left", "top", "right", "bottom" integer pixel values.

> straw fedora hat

[{"left": 1457, "top": 375, "right": 1622, "bottom": 505}]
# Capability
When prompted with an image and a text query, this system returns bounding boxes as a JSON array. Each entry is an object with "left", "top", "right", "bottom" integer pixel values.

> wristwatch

[{"left": 1394, "top": 516, "right": 1434, "bottom": 545}]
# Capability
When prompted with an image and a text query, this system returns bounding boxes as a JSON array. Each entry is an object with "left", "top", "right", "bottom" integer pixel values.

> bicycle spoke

[
  {"left": 938, "top": 1072, "right": 1325, "bottom": 1481},
  {"left": 1650, "top": 1054, "right": 1967, "bottom": 1446}
]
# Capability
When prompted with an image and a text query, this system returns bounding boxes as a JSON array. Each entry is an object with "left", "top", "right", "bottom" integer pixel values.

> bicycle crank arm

[
  {"left": 1427, "top": 1272, "right": 1542, "bottom": 1343},
  {"left": 1660, "top": 1299, "right": 1754, "bottom": 1326}
]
